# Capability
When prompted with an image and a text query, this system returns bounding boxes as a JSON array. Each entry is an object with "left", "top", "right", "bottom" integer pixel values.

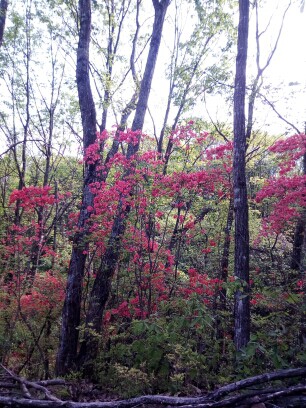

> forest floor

[{"left": 1, "top": 364, "right": 306, "bottom": 407}]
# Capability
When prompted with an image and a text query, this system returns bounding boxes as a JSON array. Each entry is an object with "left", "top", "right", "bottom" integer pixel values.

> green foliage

[{"left": 93, "top": 297, "right": 235, "bottom": 396}]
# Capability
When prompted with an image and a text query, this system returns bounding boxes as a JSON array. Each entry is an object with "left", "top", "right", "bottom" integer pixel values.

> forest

[{"left": 0, "top": 0, "right": 306, "bottom": 407}]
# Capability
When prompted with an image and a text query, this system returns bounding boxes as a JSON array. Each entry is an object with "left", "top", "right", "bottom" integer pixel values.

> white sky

[
  {"left": 268, "top": 2, "right": 306, "bottom": 83},
  {"left": 150, "top": 0, "right": 306, "bottom": 137},
  {"left": 1, "top": 0, "right": 305, "bottom": 156},
  {"left": 256, "top": 1, "right": 306, "bottom": 134},
  {"left": 238, "top": 0, "right": 306, "bottom": 134}
]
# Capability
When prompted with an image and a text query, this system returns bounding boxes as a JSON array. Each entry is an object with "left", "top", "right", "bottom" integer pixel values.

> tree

[
  {"left": 0, "top": 0, "right": 8, "bottom": 47},
  {"left": 157, "top": 0, "right": 233, "bottom": 164},
  {"left": 55, "top": 0, "right": 97, "bottom": 376},
  {"left": 56, "top": 0, "right": 171, "bottom": 375},
  {"left": 55, "top": 0, "right": 145, "bottom": 376},
  {"left": 76, "top": 0, "right": 171, "bottom": 371},
  {"left": 233, "top": 0, "right": 250, "bottom": 351}
]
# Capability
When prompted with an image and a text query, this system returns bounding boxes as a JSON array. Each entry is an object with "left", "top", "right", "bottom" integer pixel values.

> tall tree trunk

[
  {"left": 0, "top": 0, "right": 8, "bottom": 47},
  {"left": 13, "top": 0, "right": 31, "bottom": 226},
  {"left": 27, "top": 79, "right": 57, "bottom": 285},
  {"left": 291, "top": 217, "right": 305, "bottom": 270},
  {"left": 77, "top": 0, "right": 171, "bottom": 370},
  {"left": 56, "top": 0, "right": 97, "bottom": 376},
  {"left": 216, "top": 197, "right": 234, "bottom": 351},
  {"left": 298, "top": 152, "right": 306, "bottom": 345},
  {"left": 233, "top": 0, "right": 250, "bottom": 351},
  {"left": 291, "top": 151, "right": 306, "bottom": 270},
  {"left": 220, "top": 197, "right": 234, "bottom": 311},
  {"left": 56, "top": 0, "right": 144, "bottom": 376}
]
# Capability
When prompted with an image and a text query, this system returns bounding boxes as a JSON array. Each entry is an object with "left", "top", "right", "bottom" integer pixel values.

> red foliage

[
  {"left": 9, "top": 186, "right": 55, "bottom": 208},
  {"left": 19, "top": 271, "right": 65, "bottom": 314},
  {"left": 2, "top": 126, "right": 237, "bottom": 332},
  {"left": 269, "top": 133, "right": 306, "bottom": 175},
  {"left": 256, "top": 134, "right": 306, "bottom": 235}
]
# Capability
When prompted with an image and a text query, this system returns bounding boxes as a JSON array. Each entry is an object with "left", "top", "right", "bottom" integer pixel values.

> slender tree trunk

[
  {"left": 220, "top": 197, "right": 234, "bottom": 311},
  {"left": 0, "top": 0, "right": 8, "bottom": 47},
  {"left": 298, "top": 152, "right": 306, "bottom": 345},
  {"left": 291, "top": 151, "right": 306, "bottom": 270},
  {"left": 77, "top": 0, "right": 171, "bottom": 370},
  {"left": 52, "top": 181, "right": 58, "bottom": 268},
  {"left": 162, "top": 57, "right": 202, "bottom": 175},
  {"left": 291, "top": 217, "right": 305, "bottom": 270},
  {"left": 233, "top": 0, "right": 250, "bottom": 351},
  {"left": 27, "top": 91, "right": 57, "bottom": 285},
  {"left": 216, "top": 197, "right": 234, "bottom": 351},
  {"left": 56, "top": 0, "right": 97, "bottom": 376},
  {"left": 300, "top": 258, "right": 306, "bottom": 347},
  {"left": 13, "top": 0, "right": 31, "bottom": 226}
]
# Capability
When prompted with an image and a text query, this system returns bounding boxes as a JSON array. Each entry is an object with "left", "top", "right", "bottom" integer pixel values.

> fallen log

[{"left": 0, "top": 365, "right": 305, "bottom": 408}]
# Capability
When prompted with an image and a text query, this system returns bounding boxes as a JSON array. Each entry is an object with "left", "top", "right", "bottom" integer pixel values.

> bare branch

[
  {"left": 259, "top": 92, "right": 301, "bottom": 134},
  {"left": 260, "top": 1, "right": 291, "bottom": 73},
  {"left": 0, "top": 139, "right": 42, "bottom": 158},
  {"left": 1, "top": 366, "right": 306, "bottom": 408},
  {"left": 0, "top": 365, "right": 62, "bottom": 402},
  {"left": 246, "top": 1, "right": 292, "bottom": 141}
]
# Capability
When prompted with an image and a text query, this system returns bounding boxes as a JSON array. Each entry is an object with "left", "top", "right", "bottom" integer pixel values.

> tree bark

[
  {"left": 56, "top": 0, "right": 97, "bottom": 376},
  {"left": 291, "top": 152, "right": 306, "bottom": 270},
  {"left": 77, "top": 0, "right": 171, "bottom": 370},
  {"left": 216, "top": 197, "right": 234, "bottom": 348},
  {"left": 291, "top": 217, "right": 305, "bottom": 270},
  {"left": 0, "top": 0, "right": 8, "bottom": 47},
  {"left": 298, "top": 152, "right": 306, "bottom": 345},
  {"left": 233, "top": 0, "right": 250, "bottom": 351},
  {"left": 220, "top": 197, "right": 234, "bottom": 311}
]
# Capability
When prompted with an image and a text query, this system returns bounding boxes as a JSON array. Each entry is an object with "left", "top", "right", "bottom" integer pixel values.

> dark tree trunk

[
  {"left": 0, "top": 0, "right": 8, "bottom": 47},
  {"left": 27, "top": 90, "right": 57, "bottom": 285},
  {"left": 220, "top": 197, "right": 234, "bottom": 311},
  {"left": 233, "top": 0, "right": 250, "bottom": 351},
  {"left": 77, "top": 0, "right": 171, "bottom": 370},
  {"left": 291, "top": 152, "right": 306, "bottom": 270},
  {"left": 13, "top": 1, "right": 31, "bottom": 226},
  {"left": 56, "top": 0, "right": 97, "bottom": 376},
  {"left": 300, "top": 234, "right": 306, "bottom": 346},
  {"left": 216, "top": 197, "right": 234, "bottom": 350},
  {"left": 291, "top": 217, "right": 305, "bottom": 270},
  {"left": 298, "top": 153, "right": 306, "bottom": 345}
]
